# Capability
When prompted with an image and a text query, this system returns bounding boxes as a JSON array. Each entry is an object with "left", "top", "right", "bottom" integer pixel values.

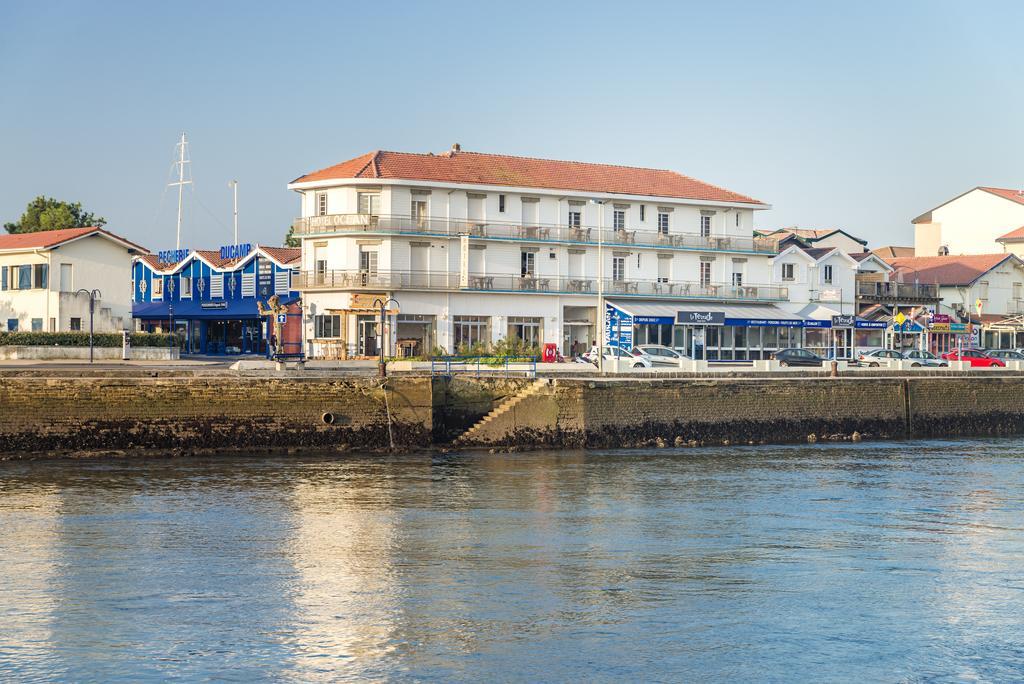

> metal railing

[
  {"left": 430, "top": 355, "right": 538, "bottom": 378},
  {"left": 856, "top": 281, "right": 940, "bottom": 300},
  {"left": 293, "top": 213, "right": 778, "bottom": 255},
  {"left": 295, "top": 269, "right": 789, "bottom": 302}
]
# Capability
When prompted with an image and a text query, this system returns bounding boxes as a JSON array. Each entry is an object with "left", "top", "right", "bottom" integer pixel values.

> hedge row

[{"left": 0, "top": 331, "right": 180, "bottom": 348}]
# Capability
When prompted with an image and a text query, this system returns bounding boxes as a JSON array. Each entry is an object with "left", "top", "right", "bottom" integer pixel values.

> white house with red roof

[
  {"left": 287, "top": 145, "right": 793, "bottom": 360},
  {"left": 0, "top": 227, "right": 147, "bottom": 333},
  {"left": 913, "top": 186, "right": 1024, "bottom": 257}
]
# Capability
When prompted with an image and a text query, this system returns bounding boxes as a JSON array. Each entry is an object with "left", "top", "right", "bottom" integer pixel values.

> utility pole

[
  {"left": 229, "top": 180, "right": 238, "bottom": 244},
  {"left": 169, "top": 133, "right": 193, "bottom": 250}
]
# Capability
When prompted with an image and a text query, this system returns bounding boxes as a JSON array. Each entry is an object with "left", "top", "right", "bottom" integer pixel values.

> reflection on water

[{"left": 2, "top": 441, "right": 1024, "bottom": 681}]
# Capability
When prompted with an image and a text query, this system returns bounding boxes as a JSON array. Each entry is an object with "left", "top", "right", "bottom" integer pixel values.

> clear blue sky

[{"left": 2, "top": 1, "right": 1022, "bottom": 251}]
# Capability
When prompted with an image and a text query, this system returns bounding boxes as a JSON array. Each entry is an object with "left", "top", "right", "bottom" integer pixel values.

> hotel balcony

[
  {"left": 856, "top": 280, "right": 940, "bottom": 303},
  {"left": 295, "top": 269, "right": 789, "bottom": 303},
  {"left": 292, "top": 214, "right": 778, "bottom": 255}
]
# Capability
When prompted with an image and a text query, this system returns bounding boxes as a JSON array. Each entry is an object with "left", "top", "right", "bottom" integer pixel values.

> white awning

[{"left": 607, "top": 300, "right": 805, "bottom": 325}]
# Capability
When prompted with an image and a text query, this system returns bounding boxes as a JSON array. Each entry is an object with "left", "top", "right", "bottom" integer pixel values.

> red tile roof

[
  {"left": 980, "top": 186, "right": 1024, "bottom": 207},
  {"left": 292, "top": 149, "right": 766, "bottom": 205},
  {"left": 260, "top": 246, "right": 301, "bottom": 265},
  {"left": 997, "top": 225, "right": 1024, "bottom": 242},
  {"left": 888, "top": 253, "right": 1017, "bottom": 286},
  {"left": 0, "top": 226, "right": 147, "bottom": 253}
]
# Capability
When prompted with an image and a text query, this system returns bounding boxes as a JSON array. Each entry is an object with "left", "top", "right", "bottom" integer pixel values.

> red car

[{"left": 940, "top": 349, "right": 1006, "bottom": 367}]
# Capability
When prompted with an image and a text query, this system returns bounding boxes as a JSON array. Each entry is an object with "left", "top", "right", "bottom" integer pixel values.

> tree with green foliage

[
  {"left": 4, "top": 196, "right": 106, "bottom": 234},
  {"left": 284, "top": 223, "right": 299, "bottom": 247}
]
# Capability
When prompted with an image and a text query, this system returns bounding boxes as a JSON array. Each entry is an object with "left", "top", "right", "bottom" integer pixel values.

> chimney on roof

[{"left": 444, "top": 143, "right": 461, "bottom": 157}]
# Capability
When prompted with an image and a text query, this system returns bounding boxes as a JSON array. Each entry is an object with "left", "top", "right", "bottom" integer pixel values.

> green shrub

[{"left": 0, "top": 331, "right": 180, "bottom": 348}]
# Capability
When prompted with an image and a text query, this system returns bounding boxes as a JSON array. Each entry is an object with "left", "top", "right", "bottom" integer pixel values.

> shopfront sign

[
  {"left": 158, "top": 248, "right": 191, "bottom": 264},
  {"left": 855, "top": 320, "right": 887, "bottom": 329},
  {"left": 258, "top": 260, "right": 273, "bottom": 298},
  {"left": 831, "top": 314, "right": 856, "bottom": 328},
  {"left": 634, "top": 315, "right": 674, "bottom": 325},
  {"left": 201, "top": 301, "right": 228, "bottom": 310},
  {"left": 676, "top": 310, "right": 725, "bottom": 326},
  {"left": 931, "top": 313, "right": 951, "bottom": 324},
  {"left": 351, "top": 293, "right": 387, "bottom": 310},
  {"left": 606, "top": 303, "right": 633, "bottom": 349},
  {"left": 819, "top": 288, "right": 842, "bottom": 302},
  {"left": 219, "top": 243, "right": 253, "bottom": 260},
  {"left": 930, "top": 323, "right": 950, "bottom": 332}
]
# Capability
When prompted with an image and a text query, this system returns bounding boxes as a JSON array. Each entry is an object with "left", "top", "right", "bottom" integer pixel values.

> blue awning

[{"left": 133, "top": 299, "right": 263, "bottom": 320}]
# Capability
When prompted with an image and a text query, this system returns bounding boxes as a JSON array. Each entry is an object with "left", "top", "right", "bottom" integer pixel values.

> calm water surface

[{"left": 2, "top": 440, "right": 1024, "bottom": 682}]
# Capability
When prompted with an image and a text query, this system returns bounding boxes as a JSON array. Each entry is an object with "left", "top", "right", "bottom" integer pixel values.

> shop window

[
  {"left": 453, "top": 315, "right": 490, "bottom": 350},
  {"left": 314, "top": 314, "right": 341, "bottom": 338},
  {"left": 508, "top": 316, "right": 543, "bottom": 348}
]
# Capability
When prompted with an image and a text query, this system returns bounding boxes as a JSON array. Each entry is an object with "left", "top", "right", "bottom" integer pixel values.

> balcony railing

[
  {"left": 856, "top": 281, "right": 940, "bottom": 300},
  {"left": 295, "top": 269, "right": 788, "bottom": 302},
  {"left": 292, "top": 213, "right": 778, "bottom": 255}
]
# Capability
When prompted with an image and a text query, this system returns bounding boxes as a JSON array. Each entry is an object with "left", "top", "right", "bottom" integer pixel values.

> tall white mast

[
  {"left": 168, "top": 132, "right": 193, "bottom": 250},
  {"left": 229, "top": 180, "right": 238, "bottom": 244}
]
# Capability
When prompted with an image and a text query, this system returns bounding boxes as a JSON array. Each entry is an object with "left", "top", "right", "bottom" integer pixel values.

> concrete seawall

[
  {"left": 453, "top": 376, "right": 1024, "bottom": 448},
  {"left": 2, "top": 371, "right": 1024, "bottom": 458},
  {"left": 0, "top": 372, "right": 433, "bottom": 457}
]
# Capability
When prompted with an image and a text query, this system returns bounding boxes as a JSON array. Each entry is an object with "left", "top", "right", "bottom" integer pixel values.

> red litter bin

[{"left": 542, "top": 343, "right": 558, "bottom": 363}]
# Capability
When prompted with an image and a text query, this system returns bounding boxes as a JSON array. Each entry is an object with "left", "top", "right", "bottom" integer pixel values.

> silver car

[
  {"left": 632, "top": 344, "right": 690, "bottom": 367},
  {"left": 902, "top": 349, "right": 948, "bottom": 367}
]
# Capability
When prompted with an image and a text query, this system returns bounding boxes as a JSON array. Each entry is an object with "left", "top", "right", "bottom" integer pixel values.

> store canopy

[
  {"left": 133, "top": 299, "right": 263, "bottom": 320},
  {"left": 607, "top": 300, "right": 806, "bottom": 327}
]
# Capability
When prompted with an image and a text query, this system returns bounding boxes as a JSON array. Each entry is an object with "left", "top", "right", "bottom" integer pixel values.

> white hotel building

[{"left": 288, "top": 146, "right": 805, "bottom": 360}]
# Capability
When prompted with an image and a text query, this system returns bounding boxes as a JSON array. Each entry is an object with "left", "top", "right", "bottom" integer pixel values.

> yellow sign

[
  {"left": 976, "top": 298, "right": 984, "bottom": 316},
  {"left": 894, "top": 312, "right": 906, "bottom": 326}
]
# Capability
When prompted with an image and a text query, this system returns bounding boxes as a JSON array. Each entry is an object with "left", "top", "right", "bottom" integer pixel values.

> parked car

[
  {"left": 858, "top": 348, "right": 904, "bottom": 367},
  {"left": 987, "top": 349, "right": 1024, "bottom": 362},
  {"left": 772, "top": 348, "right": 825, "bottom": 367},
  {"left": 632, "top": 344, "right": 690, "bottom": 367},
  {"left": 596, "top": 346, "right": 652, "bottom": 368},
  {"left": 902, "top": 349, "right": 948, "bottom": 367},
  {"left": 940, "top": 349, "right": 1006, "bottom": 367}
]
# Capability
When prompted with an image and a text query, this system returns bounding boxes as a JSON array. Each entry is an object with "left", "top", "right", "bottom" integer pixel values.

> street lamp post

[
  {"left": 590, "top": 199, "right": 606, "bottom": 374},
  {"left": 75, "top": 289, "right": 102, "bottom": 363},
  {"left": 373, "top": 297, "right": 399, "bottom": 378}
]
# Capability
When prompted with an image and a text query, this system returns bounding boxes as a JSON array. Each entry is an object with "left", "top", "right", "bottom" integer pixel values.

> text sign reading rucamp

[
  {"left": 832, "top": 314, "right": 856, "bottom": 328},
  {"left": 676, "top": 311, "right": 725, "bottom": 326}
]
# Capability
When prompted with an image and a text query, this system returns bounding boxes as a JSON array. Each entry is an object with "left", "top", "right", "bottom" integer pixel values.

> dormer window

[{"left": 782, "top": 263, "right": 796, "bottom": 281}]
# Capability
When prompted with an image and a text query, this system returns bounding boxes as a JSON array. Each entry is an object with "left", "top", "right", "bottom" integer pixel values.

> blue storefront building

[
  {"left": 606, "top": 301, "right": 885, "bottom": 360},
  {"left": 132, "top": 244, "right": 301, "bottom": 355}
]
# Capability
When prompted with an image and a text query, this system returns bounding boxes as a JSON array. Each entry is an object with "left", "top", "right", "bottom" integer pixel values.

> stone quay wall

[
  {"left": 0, "top": 373, "right": 433, "bottom": 457},
  {"left": 457, "top": 376, "right": 1024, "bottom": 448},
  {"left": 4, "top": 372, "right": 1024, "bottom": 458}
]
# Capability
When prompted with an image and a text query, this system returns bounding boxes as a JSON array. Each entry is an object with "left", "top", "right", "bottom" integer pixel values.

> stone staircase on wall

[{"left": 454, "top": 379, "right": 549, "bottom": 445}]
